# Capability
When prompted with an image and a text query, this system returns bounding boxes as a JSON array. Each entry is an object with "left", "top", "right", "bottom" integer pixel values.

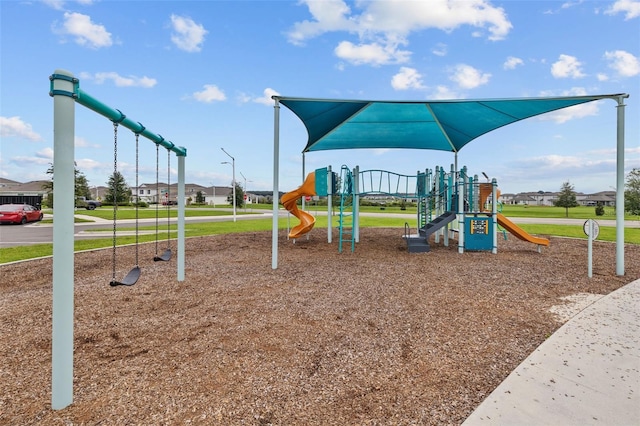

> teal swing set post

[{"left": 49, "top": 69, "right": 187, "bottom": 410}]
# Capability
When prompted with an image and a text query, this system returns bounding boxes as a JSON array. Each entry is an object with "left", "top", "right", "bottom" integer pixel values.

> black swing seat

[
  {"left": 110, "top": 266, "right": 141, "bottom": 287},
  {"left": 154, "top": 248, "right": 172, "bottom": 262}
]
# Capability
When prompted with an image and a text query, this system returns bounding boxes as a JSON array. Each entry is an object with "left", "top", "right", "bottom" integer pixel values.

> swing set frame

[{"left": 49, "top": 69, "right": 187, "bottom": 409}]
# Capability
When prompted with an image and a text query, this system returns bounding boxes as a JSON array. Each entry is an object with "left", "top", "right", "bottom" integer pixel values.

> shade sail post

[
  {"left": 615, "top": 95, "right": 628, "bottom": 276},
  {"left": 302, "top": 152, "right": 306, "bottom": 210},
  {"left": 272, "top": 98, "right": 281, "bottom": 269}
]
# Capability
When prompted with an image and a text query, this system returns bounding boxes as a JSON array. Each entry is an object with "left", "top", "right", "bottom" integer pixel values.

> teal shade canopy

[{"left": 276, "top": 95, "right": 624, "bottom": 153}]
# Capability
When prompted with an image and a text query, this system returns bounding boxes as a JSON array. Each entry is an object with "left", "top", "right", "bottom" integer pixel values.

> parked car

[
  {"left": 75, "top": 196, "right": 102, "bottom": 210},
  {"left": 0, "top": 204, "right": 44, "bottom": 225},
  {"left": 161, "top": 200, "right": 178, "bottom": 206}
]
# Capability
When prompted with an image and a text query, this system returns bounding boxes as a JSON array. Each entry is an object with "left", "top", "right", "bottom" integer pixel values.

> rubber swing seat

[
  {"left": 154, "top": 248, "right": 172, "bottom": 262},
  {"left": 110, "top": 266, "right": 141, "bottom": 287}
]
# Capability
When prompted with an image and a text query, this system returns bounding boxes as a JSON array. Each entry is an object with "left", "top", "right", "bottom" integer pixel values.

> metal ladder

[{"left": 338, "top": 165, "right": 355, "bottom": 253}]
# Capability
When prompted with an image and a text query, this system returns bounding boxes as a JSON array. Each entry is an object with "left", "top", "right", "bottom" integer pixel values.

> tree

[
  {"left": 226, "top": 182, "right": 245, "bottom": 208},
  {"left": 554, "top": 181, "right": 579, "bottom": 217},
  {"left": 625, "top": 168, "right": 640, "bottom": 215},
  {"left": 43, "top": 163, "right": 93, "bottom": 207},
  {"left": 195, "top": 190, "right": 205, "bottom": 204},
  {"left": 76, "top": 174, "right": 91, "bottom": 199},
  {"left": 105, "top": 171, "right": 131, "bottom": 205}
]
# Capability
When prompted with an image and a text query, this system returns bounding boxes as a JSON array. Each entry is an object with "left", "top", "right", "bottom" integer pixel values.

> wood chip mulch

[{"left": 1, "top": 228, "right": 639, "bottom": 425}]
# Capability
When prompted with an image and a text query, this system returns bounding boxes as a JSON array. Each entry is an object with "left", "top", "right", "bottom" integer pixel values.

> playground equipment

[
  {"left": 478, "top": 183, "right": 549, "bottom": 248},
  {"left": 109, "top": 123, "right": 141, "bottom": 286},
  {"left": 281, "top": 172, "right": 317, "bottom": 238},
  {"left": 281, "top": 167, "right": 337, "bottom": 239},
  {"left": 282, "top": 163, "right": 549, "bottom": 255},
  {"left": 49, "top": 69, "right": 187, "bottom": 410},
  {"left": 403, "top": 166, "right": 549, "bottom": 253}
]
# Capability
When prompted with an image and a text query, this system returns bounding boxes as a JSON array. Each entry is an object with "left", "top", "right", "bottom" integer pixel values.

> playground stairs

[
  {"left": 404, "top": 211, "right": 457, "bottom": 253},
  {"left": 404, "top": 232, "right": 431, "bottom": 253},
  {"left": 419, "top": 211, "right": 457, "bottom": 239}
]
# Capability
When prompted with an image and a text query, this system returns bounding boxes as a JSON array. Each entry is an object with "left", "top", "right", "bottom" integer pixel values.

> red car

[{"left": 0, "top": 204, "right": 44, "bottom": 225}]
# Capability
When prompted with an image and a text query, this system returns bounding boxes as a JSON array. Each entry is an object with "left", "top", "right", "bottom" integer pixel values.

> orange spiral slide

[{"left": 280, "top": 172, "right": 317, "bottom": 239}]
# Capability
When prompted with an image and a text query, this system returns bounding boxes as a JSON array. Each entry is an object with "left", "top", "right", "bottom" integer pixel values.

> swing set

[
  {"left": 108, "top": 122, "right": 174, "bottom": 286},
  {"left": 49, "top": 69, "right": 187, "bottom": 409}
]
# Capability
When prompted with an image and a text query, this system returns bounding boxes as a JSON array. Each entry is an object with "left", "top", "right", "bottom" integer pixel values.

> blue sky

[{"left": 1, "top": 0, "right": 639, "bottom": 195}]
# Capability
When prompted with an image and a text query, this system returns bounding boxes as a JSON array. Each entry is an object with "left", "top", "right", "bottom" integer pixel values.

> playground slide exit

[
  {"left": 497, "top": 213, "right": 550, "bottom": 246},
  {"left": 280, "top": 172, "right": 317, "bottom": 239}
]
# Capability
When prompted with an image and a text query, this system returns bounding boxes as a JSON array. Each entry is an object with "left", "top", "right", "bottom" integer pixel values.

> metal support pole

[
  {"left": 434, "top": 166, "right": 441, "bottom": 244},
  {"left": 354, "top": 166, "right": 360, "bottom": 243},
  {"left": 492, "top": 178, "right": 498, "bottom": 254},
  {"left": 458, "top": 176, "right": 464, "bottom": 254},
  {"left": 221, "top": 148, "right": 236, "bottom": 222},
  {"left": 177, "top": 155, "right": 185, "bottom": 281},
  {"left": 50, "top": 69, "right": 75, "bottom": 410},
  {"left": 327, "top": 165, "right": 333, "bottom": 243},
  {"left": 301, "top": 153, "right": 306, "bottom": 210},
  {"left": 588, "top": 221, "right": 594, "bottom": 278},
  {"left": 615, "top": 95, "right": 627, "bottom": 276},
  {"left": 272, "top": 99, "right": 280, "bottom": 269}
]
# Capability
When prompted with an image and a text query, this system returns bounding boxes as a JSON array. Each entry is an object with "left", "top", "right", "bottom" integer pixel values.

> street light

[
  {"left": 240, "top": 172, "right": 252, "bottom": 212},
  {"left": 221, "top": 147, "right": 236, "bottom": 222}
]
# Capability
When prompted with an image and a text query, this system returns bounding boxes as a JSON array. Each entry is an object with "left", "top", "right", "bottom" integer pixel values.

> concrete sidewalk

[{"left": 463, "top": 279, "right": 640, "bottom": 425}]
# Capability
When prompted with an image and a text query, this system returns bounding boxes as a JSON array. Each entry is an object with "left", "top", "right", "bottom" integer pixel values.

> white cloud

[
  {"left": 43, "top": 0, "right": 65, "bottom": 10},
  {"left": 192, "top": 84, "right": 226, "bottom": 103},
  {"left": 604, "top": 50, "right": 640, "bottom": 77},
  {"left": 597, "top": 73, "right": 609, "bottom": 81},
  {"left": 75, "top": 136, "right": 100, "bottom": 148},
  {"left": 11, "top": 148, "right": 54, "bottom": 169},
  {"left": 391, "top": 67, "right": 425, "bottom": 90},
  {"left": 335, "top": 40, "right": 411, "bottom": 66},
  {"left": 170, "top": 15, "right": 207, "bottom": 52},
  {"left": 449, "top": 64, "right": 491, "bottom": 89},
  {"left": 605, "top": 0, "right": 640, "bottom": 19},
  {"left": 503, "top": 56, "right": 524, "bottom": 70},
  {"left": 287, "top": 0, "right": 512, "bottom": 67},
  {"left": 235, "top": 92, "right": 252, "bottom": 104},
  {"left": 551, "top": 54, "right": 586, "bottom": 78},
  {"left": 75, "top": 157, "right": 102, "bottom": 172},
  {"left": 58, "top": 12, "right": 112, "bottom": 49},
  {"left": 431, "top": 43, "right": 447, "bottom": 57},
  {"left": 80, "top": 72, "right": 157, "bottom": 88},
  {"left": 253, "top": 88, "right": 281, "bottom": 106},
  {"left": 429, "top": 85, "right": 461, "bottom": 100},
  {"left": 36, "top": 147, "right": 54, "bottom": 161},
  {"left": 44, "top": 0, "right": 95, "bottom": 8},
  {"left": 286, "top": 0, "right": 357, "bottom": 46},
  {"left": 0, "top": 116, "right": 42, "bottom": 141}
]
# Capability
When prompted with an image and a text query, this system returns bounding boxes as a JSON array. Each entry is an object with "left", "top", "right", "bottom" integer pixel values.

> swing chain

[
  {"left": 155, "top": 144, "right": 159, "bottom": 255},
  {"left": 135, "top": 133, "right": 139, "bottom": 267},
  {"left": 112, "top": 122, "right": 118, "bottom": 282},
  {"left": 166, "top": 148, "right": 171, "bottom": 250}
]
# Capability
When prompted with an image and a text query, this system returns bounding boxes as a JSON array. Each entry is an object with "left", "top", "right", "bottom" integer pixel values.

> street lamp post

[
  {"left": 240, "top": 172, "right": 252, "bottom": 212},
  {"left": 221, "top": 148, "right": 236, "bottom": 222}
]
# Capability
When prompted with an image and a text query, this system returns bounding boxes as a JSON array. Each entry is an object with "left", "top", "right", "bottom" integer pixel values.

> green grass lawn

[
  {"left": 71, "top": 206, "right": 256, "bottom": 220},
  {"left": 1, "top": 206, "right": 638, "bottom": 264}
]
